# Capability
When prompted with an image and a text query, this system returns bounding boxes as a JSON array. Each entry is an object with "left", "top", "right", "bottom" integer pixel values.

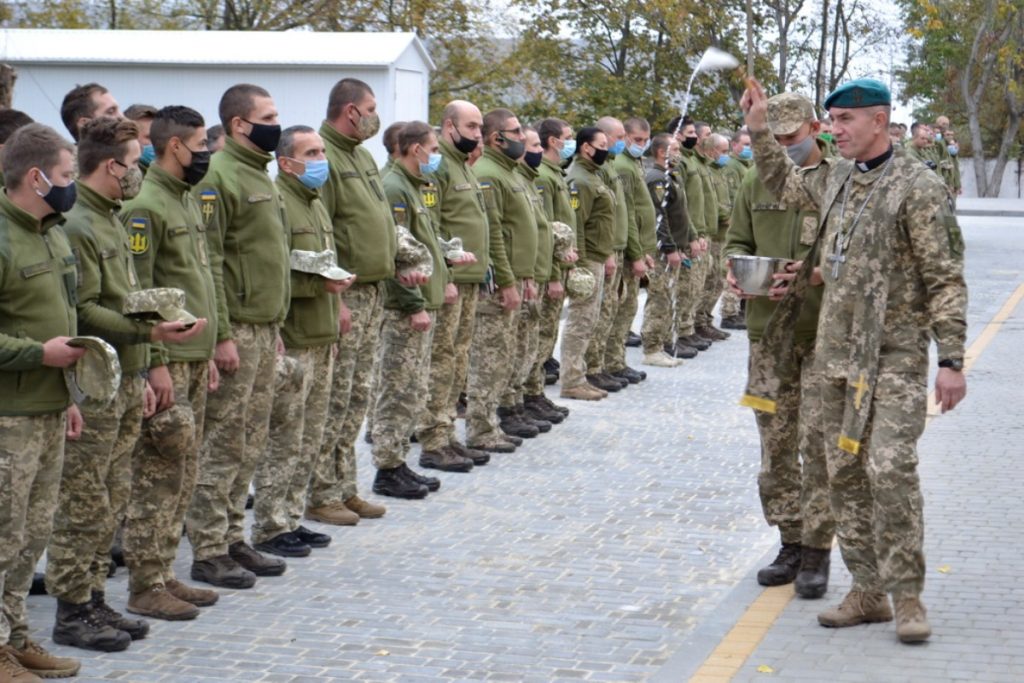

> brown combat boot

[
  {"left": 0, "top": 646, "right": 41, "bottom": 683},
  {"left": 166, "top": 579, "right": 219, "bottom": 607},
  {"left": 894, "top": 595, "right": 931, "bottom": 643},
  {"left": 126, "top": 585, "right": 199, "bottom": 621},
  {"left": 305, "top": 501, "right": 360, "bottom": 526},
  {"left": 8, "top": 640, "right": 80, "bottom": 679},
  {"left": 818, "top": 590, "right": 893, "bottom": 628},
  {"left": 344, "top": 495, "right": 386, "bottom": 519}
]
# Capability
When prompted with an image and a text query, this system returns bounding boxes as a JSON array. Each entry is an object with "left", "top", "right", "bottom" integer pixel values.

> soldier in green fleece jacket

[
  {"left": 186, "top": 84, "right": 291, "bottom": 589},
  {"left": 48, "top": 117, "right": 207, "bottom": 653},
  {"left": 307, "top": 78, "right": 426, "bottom": 526},
  {"left": 0, "top": 123, "right": 87, "bottom": 680}
]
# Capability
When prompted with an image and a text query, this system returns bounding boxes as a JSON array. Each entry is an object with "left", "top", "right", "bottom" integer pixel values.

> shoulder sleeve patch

[
  {"left": 392, "top": 202, "right": 408, "bottom": 227},
  {"left": 198, "top": 189, "right": 218, "bottom": 224},
  {"left": 128, "top": 217, "right": 149, "bottom": 255}
]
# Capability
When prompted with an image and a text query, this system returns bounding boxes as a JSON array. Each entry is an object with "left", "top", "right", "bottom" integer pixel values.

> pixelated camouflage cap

[
  {"left": 551, "top": 221, "right": 576, "bottom": 262},
  {"left": 437, "top": 237, "right": 466, "bottom": 261},
  {"left": 123, "top": 287, "right": 197, "bottom": 326},
  {"left": 565, "top": 266, "right": 595, "bottom": 300},
  {"left": 63, "top": 336, "right": 122, "bottom": 406},
  {"left": 767, "top": 93, "right": 817, "bottom": 137},
  {"left": 395, "top": 224, "right": 434, "bottom": 279},
  {"left": 824, "top": 78, "right": 891, "bottom": 111},
  {"left": 290, "top": 249, "right": 353, "bottom": 281}
]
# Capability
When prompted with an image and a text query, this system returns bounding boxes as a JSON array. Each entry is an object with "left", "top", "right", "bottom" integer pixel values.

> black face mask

[
  {"left": 452, "top": 127, "right": 479, "bottom": 155},
  {"left": 524, "top": 150, "right": 543, "bottom": 169},
  {"left": 183, "top": 149, "right": 212, "bottom": 186},
  {"left": 243, "top": 120, "right": 282, "bottom": 153},
  {"left": 36, "top": 171, "right": 77, "bottom": 214},
  {"left": 499, "top": 134, "right": 525, "bottom": 161},
  {"left": 682, "top": 136, "right": 698, "bottom": 150},
  {"left": 590, "top": 148, "right": 609, "bottom": 166}
]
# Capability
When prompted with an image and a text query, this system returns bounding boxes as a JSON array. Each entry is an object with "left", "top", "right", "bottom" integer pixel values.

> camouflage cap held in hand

[
  {"left": 767, "top": 93, "right": 817, "bottom": 137},
  {"left": 437, "top": 237, "right": 467, "bottom": 262},
  {"left": 551, "top": 221, "right": 576, "bottom": 263},
  {"left": 290, "top": 249, "right": 353, "bottom": 281},
  {"left": 64, "top": 336, "right": 122, "bottom": 407},
  {"left": 123, "top": 287, "right": 197, "bottom": 326},
  {"left": 565, "top": 266, "right": 596, "bottom": 300},
  {"left": 395, "top": 224, "right": 434, "bottom": 279}
]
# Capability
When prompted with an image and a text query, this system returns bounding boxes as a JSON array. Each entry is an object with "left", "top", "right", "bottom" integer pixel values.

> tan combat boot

[
  {"left": 894, "top": 595, "right": 931, "bottom": 643},
  {"left": 642, "top": 351, "right": 684, "bottom": 368},
  {"left": 344, "top": 495, "right": 386, "bottom": 519},
  {"left": 126, "top": 584, "right": 200, "bottom": 621},
  {"left": 560, "top": 383, "right": 604, "bottom": 401},
  {"left": 166, "top": 579, "right": 219, "bottom": 607},
  {"left": 817, "top": 590, "right": 893, "bottom": 628},
  {"left": 7, "top": 640, "right": 79, "bottom": 679},
  {"left": 0, "top": 646, "right": 41, "bottom": 683},
  {"left": 305, "top": 501, "right": 360, "bottom": 526}
]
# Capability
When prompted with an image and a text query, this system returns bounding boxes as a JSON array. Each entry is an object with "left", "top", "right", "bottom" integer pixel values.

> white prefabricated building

[{"left": 0, "top": 28, "right": 435, "bottom": 163}]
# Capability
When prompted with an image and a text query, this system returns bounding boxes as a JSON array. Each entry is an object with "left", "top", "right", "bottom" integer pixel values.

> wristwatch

[{"left": 938, "top": 358, "right": 964, "bottom": 371}]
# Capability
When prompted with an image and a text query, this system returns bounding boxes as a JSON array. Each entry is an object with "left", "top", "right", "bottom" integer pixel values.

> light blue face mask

[
  {"left": 947, "top": 144, "right": 959, "bottom": 157},
  {"left": 739, "top": 146, "right": 753, "bottom": 160},
  {"left": 610, "top": 139, "right": 626, "bottom": 155},
  {"left": 934, "top": 133, "right": 943, "bottom": 142},
  {"left": 297, "top": 158, "right": 329, "bottom": 189},
  {"left": 626, "top": 139, "right": 650, "bottom": 159},
  {"left": 140, "top": 144, "right": 156, "bottom": 166},
  {"left": 559, "top": 139, "right": 577, "bottom": 160},
  {"left": 419, "top": 152, "right": 443, "bottom": 175},
  {"left": 716, "top": 154, "right": 730, "bottom": 167}
]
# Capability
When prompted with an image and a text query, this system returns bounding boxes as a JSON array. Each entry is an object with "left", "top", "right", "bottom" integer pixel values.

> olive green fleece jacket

[
  {"left": 63, "top": 182, "right": 151, "bottom": 375},
  {"left": 474, "top": 146, "right": 539, "bottom": 285},
  {"left": 121, "top": 164, "right": 217, "bottom": 365},
  {"left": 0, "top": 194, "right": 77, "bottom": 415},
  {"left": 194, "top": 136, "right": 291, "bottom": 342},
  {"left": 319, "top": 122, "right": 399, "bottom": 283}
]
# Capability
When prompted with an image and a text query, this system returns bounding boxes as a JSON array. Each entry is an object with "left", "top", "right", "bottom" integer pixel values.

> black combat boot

[
  {"left": 757, "top": 543, "right": 803, "bottom": 586},
  {"left": 794, "top": 546, "right": 831, "bottom": 599},
  {"left": 523, "top": 394, "right": 564, "bottom": 424},
  {"left": 515, "top": 404, "right": 551, "bottom": 433},
  {"left": 497, "top": 406, "right": 539, "bottom": 438},
  {"left": 228, "top": 541, "right": 287, "bottom": 576},
  {"left": 373, "top": 466, "right": 428, "bottom": 499},
  {"left": 52, "top": 599, "right": 131, "bottom": 652},
  {"left": 90, "top": 590, "right": 149, "bottom": 640}
]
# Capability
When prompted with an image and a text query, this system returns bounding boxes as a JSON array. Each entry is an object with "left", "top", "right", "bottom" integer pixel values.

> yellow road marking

[{"left": 689, "top": 280, "right": 1024, "bottom": 682}]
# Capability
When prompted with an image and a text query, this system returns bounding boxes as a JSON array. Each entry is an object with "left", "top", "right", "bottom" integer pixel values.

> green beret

[{"left": 824, "top": 78, "right": 891, "bottom": 110}]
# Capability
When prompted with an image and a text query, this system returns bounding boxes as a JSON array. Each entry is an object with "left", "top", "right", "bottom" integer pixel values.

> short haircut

[
  {"left": 124, "top": 104, "right": 158, "bottom": 122},
  {"left": 1, "top": 123, "right": 75, "bottom": 190},
  {"left": 0, "top": 109, "right": 34, "bottom": 145},
  {"left": 701, "top": 133, "right": 728, "bottom": 153},
  {"left": 77, "top": 117, "right": 140, "bottom": 176},
  {"left": 326, "top": 78, "right": 374, "bottom": 120},
  {"left": 666, "top": 115, "right": 694, "bottom": 134},
  {"left": 731, "top": 128, "right": 750, "bottom": 144},
  {"left": 575, "top": 126, "right": 604, "bottom": 154},
  {"left": 482, "top": 108, "right": 516, "bottom": 140},
  {"left": 207, "top": 124, "right": 224, "bottom": 143},
  {"left": 398, "top": 121, "right": 434, "bottom": 155},
  {"left": 219, "top": 83, "right": 271, "bottom": 130},
  {"left": 150, "top": 105, "right": 205, "bottom": 155},
  {"left": 910, "top": 121, "right": 927, "bottom": 135},
  {"left": 382, "top": 122, "right": 406, "bottom": 156},
  {"left": 537, "top": 118, "right": 569, "bottom": 150},
  {"left": 276, "top": 124, "right": 315, "bottom": 158},
  {"left": 60, "top": 82, "right": 108, "bottom": 140},
  {"left": 694, "top": 121, "right": 711, "bottom": 136},
  {"left": 650, "top": 133, "right": 673, "bottom": 159},
  {"left": 623, "top": 117, "right": 651, "bottom": 135}
]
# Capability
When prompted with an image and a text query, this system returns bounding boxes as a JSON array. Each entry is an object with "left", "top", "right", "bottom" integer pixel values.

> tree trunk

[
  {"left": 815, "top": 0, "right": 830, "bottom": 110},
  {"left": 746, "top": 0, "right": 755, "bottom": 77},
  {"left": 0, "top": 64, "right": 16, "bottom": 109}
]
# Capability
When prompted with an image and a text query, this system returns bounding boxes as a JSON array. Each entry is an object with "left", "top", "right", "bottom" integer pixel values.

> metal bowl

[{"left": 730, "top": 255, "right": 794, "bottom": 296}]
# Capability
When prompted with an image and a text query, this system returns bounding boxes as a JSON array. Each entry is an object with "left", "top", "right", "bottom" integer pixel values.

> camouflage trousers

[
  {"left": 466, "top": 283, "right": 520, "bottom": 445},
  {"left": 671, "top": 261, "right": 698, "bottom": 339},
  {"left": 309, "top": 282, "right": 383, "bottom": 507},
  {"left": 417, "top": 284, "right": 478, "bottom": 451},
  {"left": 560, "top": 259, "right": 606, "bottom": 389},
  {"left": 0, "top": 413, "right": 64, "bottom": 647},
  {"left": 125, "top": 361, "right": 208, "bottom": 593},
  {"left": 585, "top": 252, "right": 624, "bottom": 374},
  {"left": 605, "top": 269, "right": 639, "bottom": 373},
  {"left": 501, "top": 297, "right": 541, "bottom": 409},
  {"left": 47, "top": 375, "right": 144, "bottom": 604},
  {"left": 696, "top": 241, "right": 724, "bottom": 328},
  {"left": 641, "top": 262, "right": 677, "bottom": 354},
  {"left": 371, "top": 309, "right": 435, "bottom": 469},
  {"left": 720, "top": 289, "right": 742, "bottom": 318},
  {"left": 820, "top": 372, "right": 927, "bottom": 599},
  {"left": 749, "top": 339, "right": 834, "bottom": 549},
  {"left": 187, "top": 322, "right": 277, "bottom": 560},
  {"left": 253, "top": 348, "right": 331, "bottom": 544},
  {"left": 524, "top": 286, "right": 566, "bottom": 396}
]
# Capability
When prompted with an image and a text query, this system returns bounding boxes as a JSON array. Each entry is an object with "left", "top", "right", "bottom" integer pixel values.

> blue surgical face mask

[
  {"left": 948, "top": 144, "right": 959, "bottom": 157},
  {"left": 419, "top": 152, "right": 443, "bottom": 175},
  {"left": 739, "top": 145, "right": 753, "bottom": 161},
  {"left": 610, "top": 139, "right": 626, "bottom": 155},
  {"left": 934, "top": 133, "right": 943, "bottom": 142},
  {"left": 559, "top": 139, "right": 576, "bottom": 160},
  {"left": 295, "top": 158, "right": 329, "bottom": 189},
  {"left": 716, "top": 154, "right": 730, "bottom": 167},
  {"left": 626, "top": 140, "right": 649, "bottom": 159},
  {"left": 140, "top": 143, "right": 156, "bottom": 166}
]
